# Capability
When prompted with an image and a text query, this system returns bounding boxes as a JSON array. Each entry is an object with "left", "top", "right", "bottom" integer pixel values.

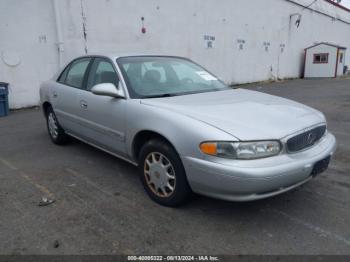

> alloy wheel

[
  {"left": 144, "top": 152, "right": 176, "bottom": 198},
  {"left": 48, "top": 112, "right": 58, "bottom": 140}
]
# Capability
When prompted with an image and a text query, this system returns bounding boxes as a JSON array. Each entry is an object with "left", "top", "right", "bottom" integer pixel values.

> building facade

[{"left": 0, "top": 0, "right": 350, "bottom": 108}]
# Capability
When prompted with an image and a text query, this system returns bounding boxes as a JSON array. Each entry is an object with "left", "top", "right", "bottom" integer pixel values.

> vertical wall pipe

[{"left": 53, "top": 0, "right": 64, "bottom": 68}]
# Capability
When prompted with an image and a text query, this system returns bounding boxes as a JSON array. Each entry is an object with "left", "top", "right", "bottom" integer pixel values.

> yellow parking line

[
  {"left": 0, "top": 158, "right": 19, "bottom": 170},
  {"left": 0, "top": 157, "right": 54, "bottom": 198},
  {"left": 20, "top": 171, "right": 54, "bottom": 198}
]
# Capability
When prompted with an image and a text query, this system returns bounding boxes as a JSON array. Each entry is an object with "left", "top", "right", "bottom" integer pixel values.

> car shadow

[{"left": 67, "top": 135, "right": 309, "bottom": 215}]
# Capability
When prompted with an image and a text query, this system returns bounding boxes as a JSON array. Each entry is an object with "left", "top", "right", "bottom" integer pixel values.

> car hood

[{"left": 140, "top": 89, "right": 325, "bottom": 140}]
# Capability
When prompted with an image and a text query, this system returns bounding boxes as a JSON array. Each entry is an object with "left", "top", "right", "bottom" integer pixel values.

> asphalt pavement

[{"left": 0, "top": 77, "right": 349, "bottom": 255}]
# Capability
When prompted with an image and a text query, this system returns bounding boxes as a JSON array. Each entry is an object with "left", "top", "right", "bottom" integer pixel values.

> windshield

[{"left": 117, "top": 56, "right": 230, "bottom": 98}]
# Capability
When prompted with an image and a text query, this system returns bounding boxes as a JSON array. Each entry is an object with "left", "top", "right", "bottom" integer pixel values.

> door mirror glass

[{"left": 91, "top": 83, "right": 125, "bottom": 98}]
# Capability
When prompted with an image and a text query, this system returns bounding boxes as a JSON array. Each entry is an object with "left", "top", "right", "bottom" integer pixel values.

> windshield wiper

[{"left": 142, "top": 93, "right": 175, "bottom": 99}]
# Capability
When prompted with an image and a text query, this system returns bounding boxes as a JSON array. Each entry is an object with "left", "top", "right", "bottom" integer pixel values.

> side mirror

[{"left": 91, "top": 83, "right": 125, "bottom": 98}]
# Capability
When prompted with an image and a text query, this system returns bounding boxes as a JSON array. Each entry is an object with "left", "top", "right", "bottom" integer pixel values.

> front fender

[{"left": 125, "top": 100, "right": 238, "bottom": 161}]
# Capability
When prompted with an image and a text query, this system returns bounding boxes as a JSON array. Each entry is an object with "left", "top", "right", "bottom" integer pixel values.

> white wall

[
  {"left": 0, "top": 0, "right": 58, "bottom": 108},
  {"left": 304, "top": 44, "right": 338, "bottom": 78},
  {"left": 1, "top": 0, "right": 350, "bottom": 108}
]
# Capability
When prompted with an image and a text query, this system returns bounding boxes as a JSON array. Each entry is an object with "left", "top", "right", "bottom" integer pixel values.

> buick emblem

[{"left": 307, "top": 132, "right": 316, "bottom": 145}]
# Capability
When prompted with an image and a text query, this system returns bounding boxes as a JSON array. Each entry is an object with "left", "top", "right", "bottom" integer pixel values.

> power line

[{"left": 303, "top": 0, "right": 318, "bottom": 10}]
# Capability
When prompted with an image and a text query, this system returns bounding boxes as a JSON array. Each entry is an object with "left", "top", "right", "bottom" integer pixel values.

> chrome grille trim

[{"left": 286, "top": 125, "right": 327, "bottom": 153}]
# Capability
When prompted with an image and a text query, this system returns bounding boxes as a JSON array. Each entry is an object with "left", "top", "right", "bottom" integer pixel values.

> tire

[
  {"left": 45, "top": 106, "right": 69, "bottom": 145},
  {"left": 138, "top": 139, "right": 192, "bottom": 207}
]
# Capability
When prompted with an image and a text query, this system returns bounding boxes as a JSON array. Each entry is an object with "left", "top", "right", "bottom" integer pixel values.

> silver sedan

[{"left": 40, "top": 54, "right": 336, "bottom": 206}]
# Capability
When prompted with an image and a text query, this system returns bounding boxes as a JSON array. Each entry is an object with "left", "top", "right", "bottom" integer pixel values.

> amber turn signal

[{"left": 200, "top": 142, "right": 217, "bottom": 155}]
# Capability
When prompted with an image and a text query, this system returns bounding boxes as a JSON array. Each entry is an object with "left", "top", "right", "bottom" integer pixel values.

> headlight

[{"left": 200, "top": 141, "right": 281, "bottom": 160}]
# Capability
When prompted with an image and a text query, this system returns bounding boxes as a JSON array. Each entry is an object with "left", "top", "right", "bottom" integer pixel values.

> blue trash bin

[{"left": 0, "top": 82, "right": 9, "bottom": 117}]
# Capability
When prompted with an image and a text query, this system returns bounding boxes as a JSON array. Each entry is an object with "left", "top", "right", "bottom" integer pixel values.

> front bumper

[{"left": 182, "top": 132, "right": 336, "bottom": 201}]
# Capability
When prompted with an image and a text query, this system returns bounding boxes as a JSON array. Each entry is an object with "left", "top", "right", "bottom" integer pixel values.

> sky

[{"left": 340, "top": 0, "right": 350, "bottom": 8}]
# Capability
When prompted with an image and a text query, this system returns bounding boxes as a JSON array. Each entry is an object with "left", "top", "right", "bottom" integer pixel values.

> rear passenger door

[
  {"left": 52, "top": 57, "right": 92, "bottom": 134},
  {"left": 75, "top": 57, "right": 127, "bottom": 156}
]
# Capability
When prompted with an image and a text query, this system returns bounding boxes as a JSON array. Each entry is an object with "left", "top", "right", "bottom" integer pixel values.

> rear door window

[{"left": 64, "top": 58, "right": 91, "bottom": 89}]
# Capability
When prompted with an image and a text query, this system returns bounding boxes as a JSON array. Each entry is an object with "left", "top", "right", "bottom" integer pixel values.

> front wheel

[
  {"left": 138, "top": 139, "right": 192, "bottom": 207},
  {"left": 46, "top": 107, "right": 69, "bottom": 145}
]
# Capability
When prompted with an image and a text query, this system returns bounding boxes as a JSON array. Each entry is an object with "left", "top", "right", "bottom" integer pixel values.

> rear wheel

[
  {"left": 46, "top": 107, "right": 69, "bottom": 145},
  {"left": 138, "top": 139, "right": 192, "bottom": 207}
]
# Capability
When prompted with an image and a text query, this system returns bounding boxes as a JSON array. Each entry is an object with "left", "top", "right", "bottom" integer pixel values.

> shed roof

[
  {"left": 324, "top": 0, "right": 350, "bottom": 13},
  {"left": 305, "top": 42, "right": 347, "bottom": 50}
]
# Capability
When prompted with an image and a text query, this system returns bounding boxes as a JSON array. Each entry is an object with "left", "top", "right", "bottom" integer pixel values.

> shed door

[{"left": 337, "top": 50, "right": 345, "bottom": 76}]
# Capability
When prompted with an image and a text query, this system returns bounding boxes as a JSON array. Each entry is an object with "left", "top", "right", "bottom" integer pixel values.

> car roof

[
  {"left": 53, "top": 53, "right": 190, "bottom": 80},
  {"left": 79, "top": 52, "right": 187, "bottom": 61}
]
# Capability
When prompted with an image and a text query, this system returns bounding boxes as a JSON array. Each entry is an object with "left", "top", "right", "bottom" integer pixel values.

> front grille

[{"left": 287, "top": 125, "right": 326, "bottom": 153}]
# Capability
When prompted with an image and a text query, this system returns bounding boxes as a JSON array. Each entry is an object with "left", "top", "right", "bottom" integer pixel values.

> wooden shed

[{"left": 304, "top": 42, "right": 346, "bottom": 78}]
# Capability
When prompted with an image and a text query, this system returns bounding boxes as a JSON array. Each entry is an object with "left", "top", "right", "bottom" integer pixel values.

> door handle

[
  {"left": 52, "top": 92, "right": 58, "bottom": 98},
  {"left": 80, "top": 100, "right": 88, "bottom": 109}
]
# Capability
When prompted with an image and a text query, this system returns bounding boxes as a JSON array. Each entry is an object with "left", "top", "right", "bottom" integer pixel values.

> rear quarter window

[{"left": 57, "top": 65, "right": 70, "bottom": 83}]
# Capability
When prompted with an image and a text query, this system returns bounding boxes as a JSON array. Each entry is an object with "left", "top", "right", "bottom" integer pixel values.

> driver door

[{"left": 75, "top": 57, "right": 127, "bottom": 156}]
